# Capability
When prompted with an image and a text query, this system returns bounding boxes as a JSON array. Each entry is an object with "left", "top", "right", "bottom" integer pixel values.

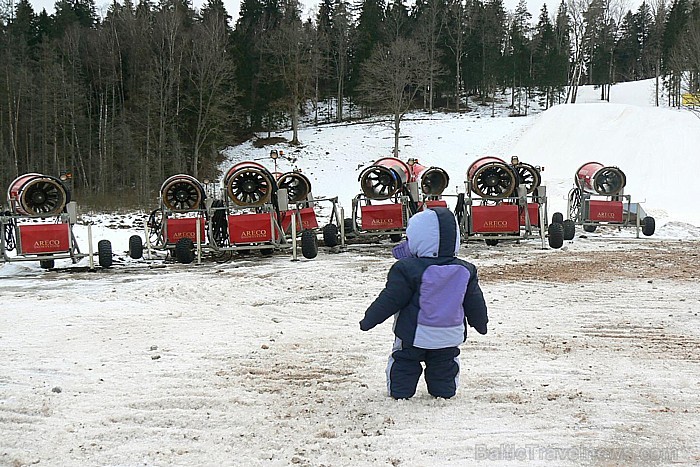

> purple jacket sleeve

[
  {"left": 360, "top": 262, "right": 413, "bottom": 331},
  {"left": 463, "top": 267, "right": 488, "bottom": 334}
]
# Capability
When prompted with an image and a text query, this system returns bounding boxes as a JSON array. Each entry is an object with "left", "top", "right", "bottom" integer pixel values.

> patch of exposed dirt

[{"left": 480, "top": 241, "right": 699, "bottom": 283}]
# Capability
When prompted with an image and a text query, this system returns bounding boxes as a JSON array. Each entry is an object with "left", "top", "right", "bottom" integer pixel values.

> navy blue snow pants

[{"left": 386, "top": 339, "right": 461, "bottom": 399}]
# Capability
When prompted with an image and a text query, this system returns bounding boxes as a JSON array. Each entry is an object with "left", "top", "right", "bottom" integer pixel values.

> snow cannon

[
  {"left": 2, "top": 173, "right": 112, "bottom": 270},
  {"left": 575, "top": 162, "right": 626, "bottom": 196},
  {"left": 7, "top": 173, "right": 69, "bottom": 216},
  {"left": 160, "top": 174, "right": 205, "bottom": 213},
  {"left": 559, "top": 161, "right": 654, "bottom": 238},
  {"left": 407, "top": 159, "right": 450, "bottom": 197},
  {"left": 467, "top": 156, "right": 518, "bottom": 200},
  {"left": 277, "top": 171, "right": 312, "bottom": 204},
  {"left": 224, "top": 161, "right": 276, "bottom": 207},
  {"left": 457, "top": 156, "right": 556, "bottom": 248},
  {"left": 359, "top": 157, "right": 411, "bottom": 200},
  {"left": 511, "top": 157, "right": 542, "bottom": 195}
]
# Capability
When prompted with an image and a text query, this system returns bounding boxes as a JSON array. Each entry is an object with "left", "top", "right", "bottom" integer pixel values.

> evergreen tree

[
  {"left": 663, "top": 0, "right": 689, "bottom": 105},
  {"left": 505, "top": 0, "right": 531, "bottom": 113},
  {"left": 231, "top": 0, "right": 284, "bottom": 129},
  {"left": 532, "top": 4, "right": 558, "bottom": 107},
  {"left": 553, "top": 1, "right": 571, "bottom": 91},
  {"left": 350, "top": 0, "right": 386, "bottom": 100},
  {"left": 615, "top": 10, "right": 639, "bottom": 81},
  {"left": 634, "top": 1, "right": 654, "bottom": 78}
]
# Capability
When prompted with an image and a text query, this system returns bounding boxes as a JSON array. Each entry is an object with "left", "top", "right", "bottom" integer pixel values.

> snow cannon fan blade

[
  {"left": 224, "top": 162, "right": 276, "bottom": 207},
  {"left": 513, "top": 162, "right": 542, "bottom": 194},
  {"left": 593, "top": 166, "right": 626, "bottom": 196},
  {"left": 359, "top": 157, "right": 411, "bottom": 200},
  {"left": 277, "top": 172, "right": 312, "bottom": 204},
  {"left": 420, "top": 167, "right": 450, "bottom": 196},
  {"left": 7, "top": 173, "right": 69, "bottom": 216},
  {"left": 467, "top": 156, "right": 518, "bottom": 199},
  {"left": 160, "top": 175, "right": 205, "bottom": 212}
]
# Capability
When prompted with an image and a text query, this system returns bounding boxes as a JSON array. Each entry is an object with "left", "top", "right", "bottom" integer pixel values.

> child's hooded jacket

[{"left": 360, "top": 207, "right": 488, "bottom": 349}]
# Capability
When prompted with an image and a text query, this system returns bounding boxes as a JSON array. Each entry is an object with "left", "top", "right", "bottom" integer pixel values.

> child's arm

[
  {"left": 360, "top": 262, "right": 413, "bottom": 331},
  {"left": 463, "top": 267, "right": 488, "bottom": 335}
]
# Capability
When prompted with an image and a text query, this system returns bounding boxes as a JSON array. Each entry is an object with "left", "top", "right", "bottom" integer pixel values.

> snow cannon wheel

[
  {"left": 322, "top": 223, "right": 339, "bottom": 247},
  {"left": 562, "top": 220, "right": 576, "bottom": 240},
  {"left": 551, "top": 212, "right": 564, "bottom": 224},
  {"left": 583, "top": 224, "right": 597, "bottom": 233},
  {"left": 642, "top": 216, "right": 655, "bottom": 236},
  {"left": 485, "top": 238, "right": 499, "bottom": 246},
  {"left": 175, "top": 238, "right": 195, "bottom": 264},
  {"left": 39, "top": 259, "right": 55, "bottom": 269},
  {"left": 301, "top": 230, "right": 318, "bottom": 259},
  {"left": 128, "top": 235, "right": 144, "bottom": 259},
  {"left": 98, "top": 240, "right": 113, "bottom": 268},
  {"left": 389, "top": 234, "right": 403, "bottom": 243},
  {"left": 548, "top": 223, "right": 564, "bottom": 249}
]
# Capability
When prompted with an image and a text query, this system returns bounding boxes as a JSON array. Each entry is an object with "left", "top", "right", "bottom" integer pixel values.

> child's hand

[{"left": 359, "top": 319, "right": 371, "bottom": 331}]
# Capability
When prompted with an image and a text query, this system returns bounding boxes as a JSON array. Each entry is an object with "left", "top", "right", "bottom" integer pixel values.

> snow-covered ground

[{"left": 2, "top": 80, "right": 699, "bottom": 466}]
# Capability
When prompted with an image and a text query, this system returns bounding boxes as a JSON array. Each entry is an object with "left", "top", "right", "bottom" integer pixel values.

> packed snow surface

[{"left": 2, "top": 80, "right": 699, "bottom": 466}]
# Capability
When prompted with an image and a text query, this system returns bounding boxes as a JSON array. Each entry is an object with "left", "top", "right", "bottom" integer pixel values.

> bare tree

[
  {"left": 566, "top": 0, "right": 593, "bottom": 103},
  {"left": 444, "top": 0, "right": 468, "bottom": 111},
  {"left": 185, "top": 9, "right": 236, "bottom": 178},
  {"left": 414, "top": 0, "right": 446, "bottom": 113},
  {"left": 358, "top": 38, "right": 429, "bottom": 156},
  {"left": 331, "top": 1, "right": 351, "bottom": 122},
  {"left": 264, "top": 1, "right": 313, "bottom": 145}
]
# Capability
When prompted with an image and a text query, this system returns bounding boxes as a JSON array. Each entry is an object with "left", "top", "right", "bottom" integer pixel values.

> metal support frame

[
  {"left": 347, "top": 193, "right": 412, "bottom": 240},
  {"left": 0, "top": 211, "right": 94, "bottom": 265},
  {"left": 450, "top": 184, "right": 549, "bottom": 245}
]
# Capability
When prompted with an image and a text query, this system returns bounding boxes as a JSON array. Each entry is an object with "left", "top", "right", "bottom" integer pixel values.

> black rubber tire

[
  {"left": 548, "top": 222, "right": 564, "bottom": 249},
  {"left": 175, "top": 238, "right": 195, "bottom": 264},
  {"left": 343, "top": 217, "right": 356, "bottom": 237},
  {"left": 39, "top": 259, "right": 55, "bottom": 269},
  {"left": 583, "top": 224, "right": 597, "bottom": 233},
  {"left": 484, "top": 239, "right": 499, "bottom": 246},
  {"left": 98, "top": 240, "right": 113, "bottom": 268},
  {"left": 552, "top": 212, "right": 564, "bottom": 224},
  {"left": 301, "top": 229, "right": 318, "bottom": 259},
  {"left": 562, "top": 219, "right": 576, "bottom": 240},
  {"left": 322, "top": 224, "right": 339, "bottom": 247},
  {"left": 260, "top": 248, "right": 274, "bottom": 257},
  {"left": 389, "top": 234, "right": 403, "bottom": 243},
  {"left": 642, "top": 216, "right": 655, "bottom": 236},
  {"left": 128, "top": 235, "right": 144, "bottom": 259}
]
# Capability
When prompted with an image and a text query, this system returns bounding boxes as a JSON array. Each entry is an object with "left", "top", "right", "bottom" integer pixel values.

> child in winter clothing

[{"left": 359, "top": 207, "right": 488, "bottom": 399}]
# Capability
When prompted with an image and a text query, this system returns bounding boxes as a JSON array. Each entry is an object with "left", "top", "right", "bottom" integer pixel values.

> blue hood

[{"left": 406, "top": 207, "right": 460, "bottom": 258}]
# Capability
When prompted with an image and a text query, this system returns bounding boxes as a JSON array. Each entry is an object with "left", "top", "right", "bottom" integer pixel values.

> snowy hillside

[{"left": 225, "top": 79, "right": 700, "bottom": 236}]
